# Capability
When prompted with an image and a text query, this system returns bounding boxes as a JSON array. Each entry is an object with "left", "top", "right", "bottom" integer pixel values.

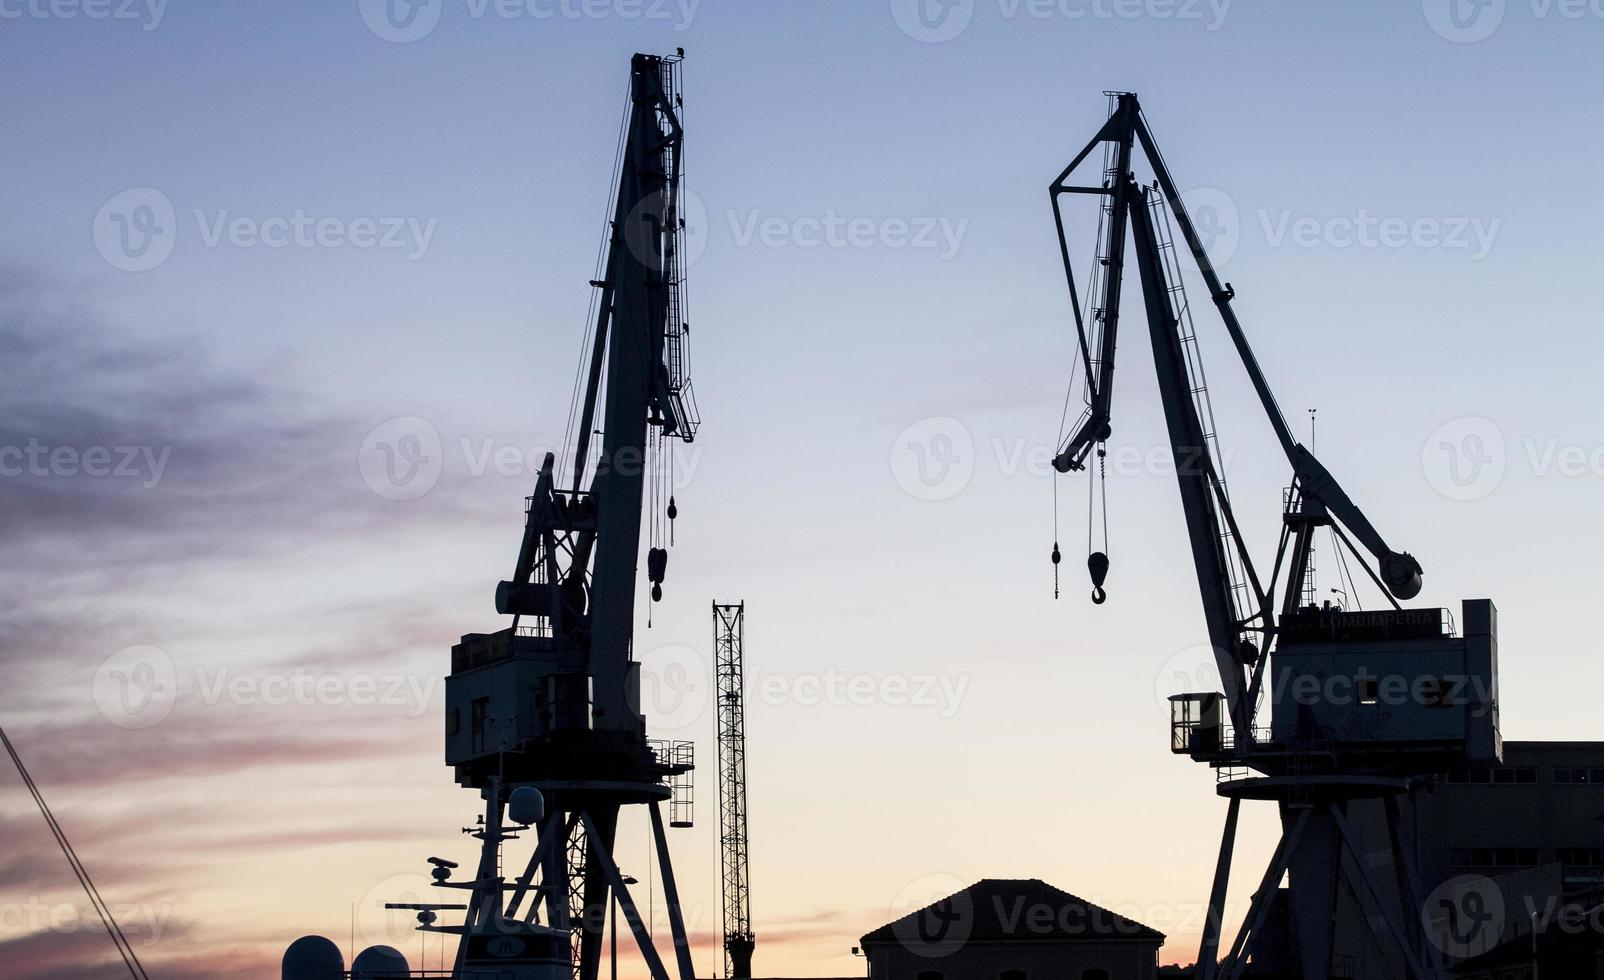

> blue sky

[{"left": 3, "top": 1, "right": 1603, "bottom": 976}]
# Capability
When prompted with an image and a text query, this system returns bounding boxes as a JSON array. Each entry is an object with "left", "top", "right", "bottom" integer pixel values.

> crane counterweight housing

[{"left": 1048, "top": 91, "right": 1502, "bottom": 980}]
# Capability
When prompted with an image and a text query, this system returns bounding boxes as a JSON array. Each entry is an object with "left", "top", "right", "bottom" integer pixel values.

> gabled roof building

[{"left": 858, "top": 878, "right": 1166, "bottom": 980}]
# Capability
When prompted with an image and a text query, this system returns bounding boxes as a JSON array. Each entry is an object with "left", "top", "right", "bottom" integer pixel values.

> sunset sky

[{"left": 4, "top": 2, "right": 1604, "bottom": 977}]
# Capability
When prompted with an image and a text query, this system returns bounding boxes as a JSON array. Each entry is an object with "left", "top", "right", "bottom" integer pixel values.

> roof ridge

[{"left": 860, "top": 877, "right": 1166, "bottom": 947}]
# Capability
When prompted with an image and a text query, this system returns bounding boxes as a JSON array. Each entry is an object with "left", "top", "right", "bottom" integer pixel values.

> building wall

[
  {"left": 1417, "top": 741, "right": 1604, "bottom": 893},
  {"left": 1317, "top": 741, "right": 1604, "bottom": 978},
  {"left": 863, "top": 940, "right": 1159, "bottom": 980}
]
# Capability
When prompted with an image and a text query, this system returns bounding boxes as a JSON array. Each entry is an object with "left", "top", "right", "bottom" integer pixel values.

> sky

[{"left": 3, "top": 0, "right": 1604, "bottom": 977}]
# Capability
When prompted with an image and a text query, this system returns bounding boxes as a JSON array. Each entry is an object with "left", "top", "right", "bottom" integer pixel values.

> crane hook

[{"left": 1088, "top": 551, "right": 1110, "bottom": 605}]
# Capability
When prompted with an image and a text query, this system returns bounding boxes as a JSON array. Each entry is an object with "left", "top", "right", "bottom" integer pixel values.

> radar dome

[
  {"left": 509, "top": 786, "right": 546, "bottom": 825},
  {"left": 352, "top": 945, "right": 410, "bottom": 977},
  {"left": 282, "top": 935, "right": 343, "bottom": 980}
]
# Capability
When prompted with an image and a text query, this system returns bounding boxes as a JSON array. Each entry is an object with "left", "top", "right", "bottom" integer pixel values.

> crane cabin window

[{"left": 471, "top": 697, "right": 489, "bottom": 753}]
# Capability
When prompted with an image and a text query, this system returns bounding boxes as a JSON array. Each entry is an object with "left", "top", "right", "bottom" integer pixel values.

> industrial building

[{"left": 857, "top": 878, "right": 1166, "bottom": 980}]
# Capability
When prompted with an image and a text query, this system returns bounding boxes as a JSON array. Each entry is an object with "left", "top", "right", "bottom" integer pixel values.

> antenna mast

[{"left": 713, "top": 602, "right": 755, "bottom": 978}]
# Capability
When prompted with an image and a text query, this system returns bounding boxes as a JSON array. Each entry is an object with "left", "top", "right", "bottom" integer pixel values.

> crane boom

[{"left": 1049, "top": 92, "right": 1423, "bottom": 743}]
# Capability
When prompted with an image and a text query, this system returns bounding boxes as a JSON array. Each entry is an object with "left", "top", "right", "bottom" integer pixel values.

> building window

[
  {"left": 1357, "top": 677, "right": 1379, "bottom": 705},
  {"left": 1447, "top": 766, "right": 1536, "bottom": 785},
  {"left": 1000, "top": 971, "right": 1027, "bottom": 980},
  {"left": 1559, "top": 848, "right": 1604, "bottom": 867},
  {"left": 471, "top": 697, "right": 490, "bottom": 753},
  {"left": 1451, "top": 847, "right": 1540, "bottom": 868},
  {"left": 1555, "top": 767, "right": 1604, "bottom": 785}
]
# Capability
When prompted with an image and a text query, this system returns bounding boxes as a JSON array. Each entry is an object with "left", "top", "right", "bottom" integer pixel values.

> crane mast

[
  {"left": 713, "top": 602, "right": 755, "bottom": 978},
  {"left": 1047, "top": 94, "right": 1499, "bottom": 980}
]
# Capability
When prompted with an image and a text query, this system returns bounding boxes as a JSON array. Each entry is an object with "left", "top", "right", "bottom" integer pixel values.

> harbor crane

[
  {"left": 284, "top": 51, "right": 702, "bottom": 980},
  {"left": 1048, "top": 93, "right": 1500, "bottom": 979}
]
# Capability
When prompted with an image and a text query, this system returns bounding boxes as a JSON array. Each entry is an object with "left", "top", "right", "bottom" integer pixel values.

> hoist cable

[{"left": 560, "top": 77, "right": 635, "bottom": 489}]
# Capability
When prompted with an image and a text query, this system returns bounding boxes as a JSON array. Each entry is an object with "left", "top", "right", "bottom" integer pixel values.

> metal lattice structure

[
  {"left": 1048, "top": 93, "right": 1499, "bottom": 980},
  {"left": 713, "top": 603, "right": 755, "bottom": 978}
]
